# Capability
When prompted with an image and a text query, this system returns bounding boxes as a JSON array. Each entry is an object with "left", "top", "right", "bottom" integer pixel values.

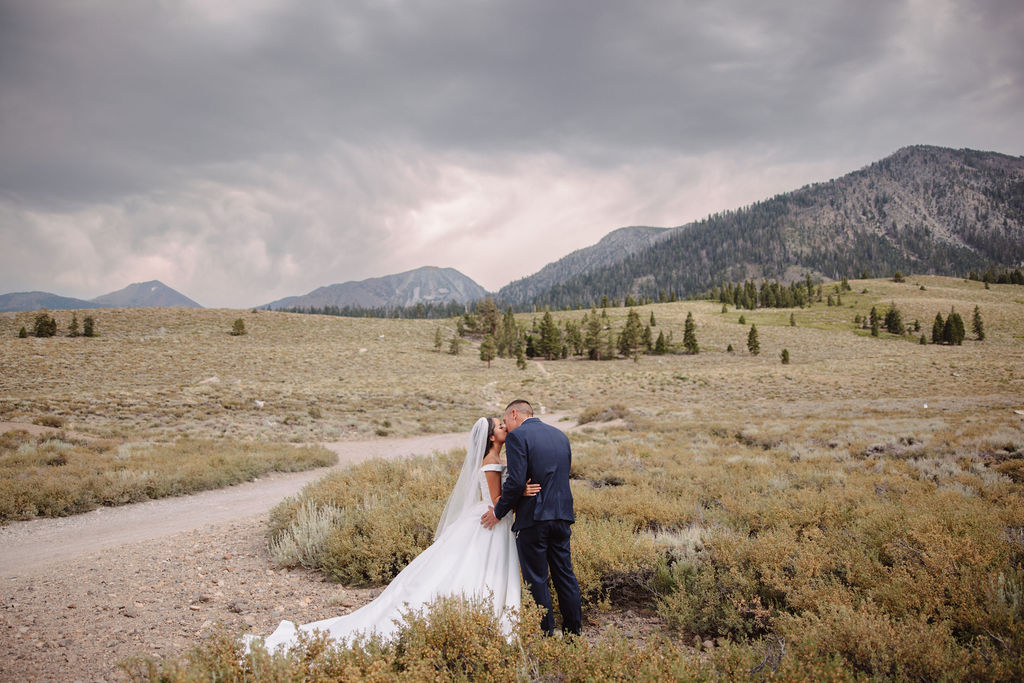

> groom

[{"left": 481, "top": 399, "right": 583, "bottom": 636}]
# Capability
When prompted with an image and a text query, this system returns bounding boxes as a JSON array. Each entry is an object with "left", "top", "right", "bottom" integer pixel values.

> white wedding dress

[{"left": 248, "top": 419, "right": 520, "bottom": 653}]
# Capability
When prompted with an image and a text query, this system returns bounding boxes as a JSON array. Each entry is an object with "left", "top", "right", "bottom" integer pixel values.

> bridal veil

[{"left": 434, "top": 416, "right": 489, "bottom": 537}]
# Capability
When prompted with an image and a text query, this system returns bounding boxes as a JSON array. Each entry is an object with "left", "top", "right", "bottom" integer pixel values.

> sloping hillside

[{"left": 525, "top": 146, "right": 1024, "bottom": 308}]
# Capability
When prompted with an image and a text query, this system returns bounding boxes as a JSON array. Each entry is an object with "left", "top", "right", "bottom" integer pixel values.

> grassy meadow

[{"left": 3, "top": 276, "right": 1024, "bottom": 678}]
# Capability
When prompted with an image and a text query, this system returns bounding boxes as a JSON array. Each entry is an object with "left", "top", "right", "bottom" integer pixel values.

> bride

[{"left": 247, "top": 416, "right": 538, "bottom": 652}]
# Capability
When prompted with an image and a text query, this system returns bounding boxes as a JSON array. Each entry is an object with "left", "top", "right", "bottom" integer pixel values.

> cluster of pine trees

[
  {"left": 18, "top": 312, "right": 97, "bottom": 338},
  {"left": 437, "top": 299, "right": 700, "bottom": 366},
  {"left": 852, "top": 302, "right": 985, "bottom": 345},
  {"left": 708, "top": 275, "right": 853, "bottom": 310},
  {"left": 929, "top": 307, "right": 985, "bottom": 345},
  {"left": 967, "top": 268, "right": 1024, "bottom": 285}
]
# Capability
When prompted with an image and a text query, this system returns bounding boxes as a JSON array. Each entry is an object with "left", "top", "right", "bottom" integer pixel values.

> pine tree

[
  {"left": 944, "top": 311, "right": 965, "bottom": 345},
  {"left": 230, "top": 318, "right": 247, "bottom": 336},
  {"left": 919, "top": 334, "right": 927, "bottom": 345},
  {"left": 584, "top": 308, "right": 603, "bottom": 360},
  {"left": 499, "top": 308, "right": 517, "bottom": 357},
  {"left": 617, "top": 309, "right": 644, "bottom": 357},
  {"left": 738, "top": 314, "right": 746, "bottom": 325},
  {"left": 893, "top": 271, "right": 905, "bottom": 283},
  {"left": 67, "top": 314, "right": 80, "bottom": 338},
  {"left": 33, "top": 313, "right": 57, "bottom": 338},
  {"left": 82, "top": 316, "right": 96, "bottom": 338},
  {"left": 564, "top": 320, "right": 583, "bottom": 356},
  {"left": 727, "top": 343, "right": 734, "bottom": 353},
  {"left": 434, "top": 327, "right": 443, "bottom": 352},
  {"left": 604, "top": 326, "right": 616, "bottom": 360},
  {"left": 525, "top": 335, "right": 537, "bottom": 358},
  {"left": 18, "top": 326, "right": 27, "bottom": 338},
  {"left": 516, "top": 347, "right": 527, "bottom": 370},
  {"left": 683, "top": 311, "right": 699, "bottom": 354},
  {"left": 747, "top": 324, "right": 760, "bottom": 355},
  {"left": 654, "top": 330, "right": 668, "bottom": 354},
  {"left": 869, "top": 306, "right": 879, "bottom": 330},
  {"left": 972, "top": 306, "right": 985, "bottom": 341},
  {"left": 780, "top": 348, "right": 790, "bottom": 364},
  {"left": 479, "top": 335, "right": 497, "bottom": 367},
  {"left": 448, "top": 335, "right": 461, "bottom": 355},
  {"left": 537, "top": 311, "right": 561, "bottom": 360},
  {"left": 884, "top": 302, "right": 904, "bottom": 335},
  {"left": 649, "top": 311, "right": 657, "bottom": 327},
  {"left": 789, "top": 312, "right": 796, "bottom": 327},
  {"left": 474, "top": 298, "right": 500, "bottom": 337},
  {"left": 871, "top": 316, "right": 879, "bottom": 337},
  {"left": 643, "top": 324, "right": 653, "bottom": 351},
  {"left": 932, "top": 313, "right": 945, "bottom": 344}
]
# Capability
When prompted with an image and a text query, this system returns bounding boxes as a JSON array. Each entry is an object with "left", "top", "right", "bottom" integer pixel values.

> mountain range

[
  {"left": 3, "top": 145, "right": 1022, "bottom": 314},
  {"left": 0, "top": 280, "right": 202, "bottom": 313}
]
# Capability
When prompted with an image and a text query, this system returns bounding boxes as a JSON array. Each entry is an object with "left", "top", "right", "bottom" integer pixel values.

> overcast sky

[{"left": 1, "top": 0, "right": 1022, "bottom": 308}]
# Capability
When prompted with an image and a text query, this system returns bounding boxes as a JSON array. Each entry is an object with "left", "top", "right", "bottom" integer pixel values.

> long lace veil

[{"left": 434, "top": 417, "right": 489, "bottom": 538}]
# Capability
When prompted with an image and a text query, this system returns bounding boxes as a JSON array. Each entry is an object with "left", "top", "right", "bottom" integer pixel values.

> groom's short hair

[{"left": 504, "top": 399, "right": 533, "bottom": 416}]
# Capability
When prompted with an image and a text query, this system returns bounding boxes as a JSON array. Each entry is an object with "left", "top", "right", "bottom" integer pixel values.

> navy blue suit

[{"left": 493, "top": 417, "right": 582, "bottom": 635}]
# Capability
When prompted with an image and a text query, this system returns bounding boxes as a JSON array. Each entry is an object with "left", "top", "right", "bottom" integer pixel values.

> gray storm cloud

[{"left": 1, "top": 0, "right": 1022, "bottom": 306}]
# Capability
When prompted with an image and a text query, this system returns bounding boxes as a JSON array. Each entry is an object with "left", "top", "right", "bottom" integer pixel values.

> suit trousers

[{"left": 514, "top": 520, "right": 582, "bottom": 635}]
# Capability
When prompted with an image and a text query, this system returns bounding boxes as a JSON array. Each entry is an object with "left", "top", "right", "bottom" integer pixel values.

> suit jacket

[{"left": 493, "top": 417, "right": 574, "bottom": 531}]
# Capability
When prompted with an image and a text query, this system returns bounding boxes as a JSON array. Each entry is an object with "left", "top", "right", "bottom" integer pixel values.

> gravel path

[{"left": 1, "top": 416, "right": 578, "bottom": 682}]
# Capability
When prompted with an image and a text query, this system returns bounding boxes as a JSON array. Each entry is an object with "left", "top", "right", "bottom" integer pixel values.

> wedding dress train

[{"left": 248, "top": 460, "right": 520, "bottom": 652}]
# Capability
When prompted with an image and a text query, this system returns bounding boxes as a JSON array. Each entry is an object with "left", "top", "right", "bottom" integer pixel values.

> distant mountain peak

[
  {"left": 90, "top": 280, "right": 202, "bottom": 308},
  {"left": 263, "top": 266, "right": 487, "bottom": 310}
]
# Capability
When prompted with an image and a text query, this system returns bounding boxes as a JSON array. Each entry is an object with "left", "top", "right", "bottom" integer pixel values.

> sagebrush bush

[{"left": 577, "top": 404, "right": 629, "bottom": 425}]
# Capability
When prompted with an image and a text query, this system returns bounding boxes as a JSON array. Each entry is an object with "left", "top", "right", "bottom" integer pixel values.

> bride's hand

[{"left": 523, "top": 479, "right": 541, "bottom": 497}]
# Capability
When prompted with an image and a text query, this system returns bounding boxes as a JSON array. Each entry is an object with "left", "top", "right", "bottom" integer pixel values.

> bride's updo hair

[{"left": 481, "top": 417, "right": 496, "bottom": 459}]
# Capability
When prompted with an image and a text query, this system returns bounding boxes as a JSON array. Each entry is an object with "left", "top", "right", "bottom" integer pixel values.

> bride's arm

[{"left": 485, "top": 470, "right": 503, "bottom": 506}]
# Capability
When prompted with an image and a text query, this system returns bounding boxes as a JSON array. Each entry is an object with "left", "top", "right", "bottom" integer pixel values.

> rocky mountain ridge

[{"left": 263, "top": 266, "right": 488, "bottom": 311}]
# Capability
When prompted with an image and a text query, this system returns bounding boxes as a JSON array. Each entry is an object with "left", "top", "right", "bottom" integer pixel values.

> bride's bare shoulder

[{"left": 481, "top": 453, "right": 501, "bottom": 466}]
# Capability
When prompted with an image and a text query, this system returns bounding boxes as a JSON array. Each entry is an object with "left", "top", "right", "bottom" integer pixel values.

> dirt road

[{"left": 0, "top": 431, "right": 472, "bottom": 578}]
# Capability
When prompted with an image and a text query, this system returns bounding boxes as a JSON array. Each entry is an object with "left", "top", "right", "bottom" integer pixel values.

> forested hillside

[
  {"left": 519, "top": 146, "right": 1024, "bottom": 309},
  {"left": 497, "top": 226, "right": 676, "bottom": 305}
]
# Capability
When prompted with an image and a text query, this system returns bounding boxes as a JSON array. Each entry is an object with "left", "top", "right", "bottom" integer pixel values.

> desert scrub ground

[
  {"left": 1, "top": 276, "right": 1021, "bottom": 443},
  {"left": 0, "top": 431, "right": 335, "bottom": 523},
  {"left": 133, "top": 276, "right": 1024, "bottom": 680}
]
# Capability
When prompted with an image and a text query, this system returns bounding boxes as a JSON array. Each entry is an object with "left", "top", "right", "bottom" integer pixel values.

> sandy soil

[{"left": 1, "top": 415, "right": 596, "bottom": 682}]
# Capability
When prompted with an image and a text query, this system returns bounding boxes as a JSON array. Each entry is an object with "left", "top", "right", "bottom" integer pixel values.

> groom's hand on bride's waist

[{"left": 481, "top": 506, "right": 500, "bottom": 529}]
